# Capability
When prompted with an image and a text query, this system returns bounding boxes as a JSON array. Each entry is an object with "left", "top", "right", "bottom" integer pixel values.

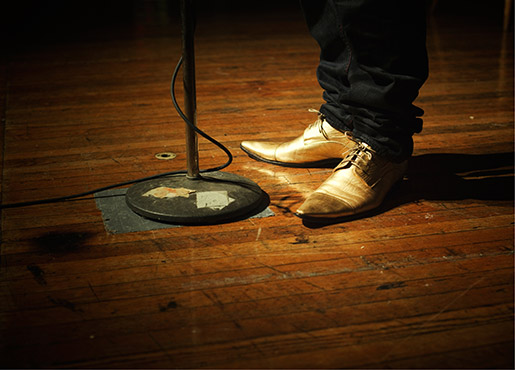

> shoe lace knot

[{"left": 337, "top": 142, "right": 373, "bottom": 172}]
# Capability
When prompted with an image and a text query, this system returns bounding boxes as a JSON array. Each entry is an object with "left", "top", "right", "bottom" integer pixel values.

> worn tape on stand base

[{"left": 124, "top": 171, "right": 270, "bottom": 225}]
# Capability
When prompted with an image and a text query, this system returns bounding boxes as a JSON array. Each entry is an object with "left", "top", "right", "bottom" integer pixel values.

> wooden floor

[{"left": 1, "top": 1, "right": 513, "bottom": 368}]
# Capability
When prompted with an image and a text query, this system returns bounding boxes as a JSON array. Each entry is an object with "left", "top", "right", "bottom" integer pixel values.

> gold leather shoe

[
  {"left": 240, "top": 113, "right": 356, "bottom": 167},
  {"left": 295, "top": 143, "right": 407, "bottom": 219}
]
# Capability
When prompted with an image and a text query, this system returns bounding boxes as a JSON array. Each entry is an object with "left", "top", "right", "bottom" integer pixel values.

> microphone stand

[
  {"left": 125, "top": 0, "right": 267, "bottom": 225},
  {"left": 181, "top": 0, "right": 199, "bottom": 179}
]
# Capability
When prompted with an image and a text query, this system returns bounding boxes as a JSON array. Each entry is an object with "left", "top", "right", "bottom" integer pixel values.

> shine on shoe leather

[
  {"left": 295, "top": 143, "right": 407, "bottom": 219},
  {"left": 240, "top": 113, "right": 356, "bottom": 168}
]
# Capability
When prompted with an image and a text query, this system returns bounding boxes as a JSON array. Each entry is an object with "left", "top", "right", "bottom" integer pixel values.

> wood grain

[{"left": 1, "top": 1, "right": 513, "bottom": 368}]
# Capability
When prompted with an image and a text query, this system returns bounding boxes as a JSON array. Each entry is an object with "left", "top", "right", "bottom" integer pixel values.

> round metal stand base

[{"left": 125, "top": 171, "right": 268, "bottom": 225}]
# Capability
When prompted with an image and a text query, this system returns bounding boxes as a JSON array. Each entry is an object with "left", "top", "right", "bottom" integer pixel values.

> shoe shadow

[{"left": 302, "top": 152, "right": 514, "bottom": 228}]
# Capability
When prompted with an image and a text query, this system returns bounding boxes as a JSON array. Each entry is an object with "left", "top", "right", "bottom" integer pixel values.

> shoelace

[
  {"left": 307, "top": 108, "right": 355, "bottom": 143},
  {"left": 306, "top": 109, "right": 329, "bottom": 139},
  {"left": 338, "top": 142, "right": 373, "bottom": 172}
]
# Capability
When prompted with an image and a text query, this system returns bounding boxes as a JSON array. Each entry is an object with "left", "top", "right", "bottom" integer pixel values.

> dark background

[{"left": 1, "top": 0, "right": 510, "bottom": 51}]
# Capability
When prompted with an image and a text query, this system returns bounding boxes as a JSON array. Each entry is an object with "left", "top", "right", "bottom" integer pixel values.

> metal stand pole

[{"left": 180, "top": 0, "right": 200, "bottom": 178}]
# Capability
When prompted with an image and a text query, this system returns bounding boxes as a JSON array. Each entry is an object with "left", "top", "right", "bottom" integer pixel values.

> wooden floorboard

[{"left": 1, "top": 1, "right": 513, "bottom": 369}]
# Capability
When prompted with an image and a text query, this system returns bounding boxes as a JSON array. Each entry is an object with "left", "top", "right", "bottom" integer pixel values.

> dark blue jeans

[{"left": 300, "top": 0, "right": 428, "bottom": 162}]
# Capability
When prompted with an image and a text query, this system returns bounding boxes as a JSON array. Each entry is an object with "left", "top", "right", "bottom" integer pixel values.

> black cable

[
  {"left": 171, "top": 57, "right": 232, "bottom": 172},
  {"left": 0, "top": 57, "right": 233, "bottom": 209}
]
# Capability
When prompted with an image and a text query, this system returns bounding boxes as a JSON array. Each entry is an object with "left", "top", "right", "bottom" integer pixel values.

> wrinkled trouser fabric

[{"left": 300, "top": 0, "right": 428, "bottom": 161}]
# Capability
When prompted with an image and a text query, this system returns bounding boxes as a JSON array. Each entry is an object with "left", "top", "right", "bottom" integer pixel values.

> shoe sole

[{"left": 240, "top": 144, "right": 341, "bottom": 169}]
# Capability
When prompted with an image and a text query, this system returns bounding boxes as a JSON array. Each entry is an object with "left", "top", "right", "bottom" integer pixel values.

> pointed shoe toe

[
  {"left": 240, "top": 141, "right": 280, "bottom": 163},
  {"left": 295, "top": 192, "right": 355, "bottom": 219}
]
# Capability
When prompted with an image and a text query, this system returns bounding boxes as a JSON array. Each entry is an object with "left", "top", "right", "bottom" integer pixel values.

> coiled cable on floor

[{"left": 0, "top": 57, "right": 233, "bottom": 209}]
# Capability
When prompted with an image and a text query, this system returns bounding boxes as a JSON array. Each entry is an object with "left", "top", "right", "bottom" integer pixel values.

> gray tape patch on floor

[{"left": 95, "top": 188, "right": 274, "bottom": 234}]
